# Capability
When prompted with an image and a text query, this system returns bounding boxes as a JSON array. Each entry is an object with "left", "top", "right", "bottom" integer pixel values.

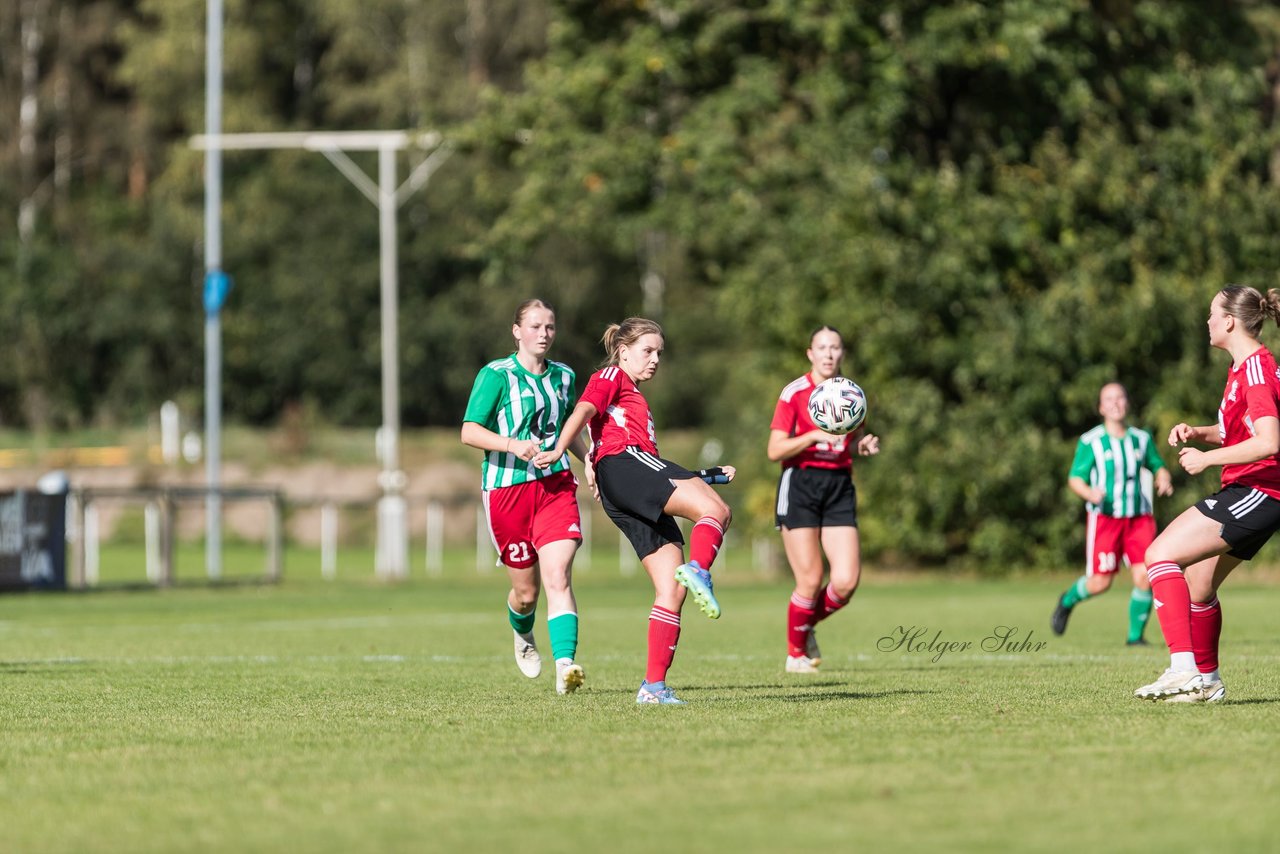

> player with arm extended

[
  {"left": 767, "top": 325, "right": 879, "bottom": 674},
  {"left": 1050, "top": 382, "right": 1173, "bottom": 645},
  {"left": 1134, "top": 284, "right": 1280, "bottom": 703},
  {"left": 461, "top": 299, "right": 591, "bottom": 695},
  {"left": 534, "top": 317, "right": 734, "bottom": 705}
]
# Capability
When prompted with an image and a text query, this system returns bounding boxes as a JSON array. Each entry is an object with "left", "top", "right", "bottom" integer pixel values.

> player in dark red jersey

[
  {"left": 535, "top": 317, "right": 734, "bottom": 705},
  {"left": 1135, "top": 285, "right": 1280, "bottom": 703},
  {"left": 768, "top": 326, "right": 879, "bottom": 674}
]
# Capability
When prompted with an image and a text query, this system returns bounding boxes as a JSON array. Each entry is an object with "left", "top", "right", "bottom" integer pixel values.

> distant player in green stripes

[
  {"left": 1052, "top": 382, "right": 1173, "bottom": 644},
  {"left": 461, "top": 299, "right": 591, "bottom": 695}
]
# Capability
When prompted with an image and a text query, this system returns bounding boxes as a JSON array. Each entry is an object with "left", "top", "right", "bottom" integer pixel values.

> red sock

[
  {"left": 689, "top": 516, "right": 725, "bottom": 570},
  {"left": 1147, "top": 561, "right": 1192, "bottom": 654},
  {"left": 814, "top": 584, "right": 849, "bottom": 624},
  {"left": 646, "top": 605, "right": 681, "bottom": 683},
  {"left": 787, "top": 593, "right": 818, "bottom": 658},
  {"left": 1190, "top": 596, "right": 1222, "bottom": 673}
]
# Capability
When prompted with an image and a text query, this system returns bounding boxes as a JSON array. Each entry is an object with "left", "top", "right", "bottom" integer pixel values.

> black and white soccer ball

[{"left": 807, "top": 377, "right": 867, "bottom": 435}]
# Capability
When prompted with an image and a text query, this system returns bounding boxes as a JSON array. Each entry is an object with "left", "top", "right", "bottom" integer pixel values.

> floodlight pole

[
  {"left": 190, "top": 131, "right": 451, "bottom": 580},
  {"left": 375, "top": 143, "right": 407, "bottom": 579},
  {"left": 204, "top": 0, "right": 225, "bottom": 580}
]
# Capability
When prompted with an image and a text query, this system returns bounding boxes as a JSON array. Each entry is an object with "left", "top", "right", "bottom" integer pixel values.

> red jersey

[
  {"left": 579, "top": 365, "right": 658, "bottom": 464},
  {"left": 770, "top": 374, "right": 853, "bottom": 471},
  {"left": 1217, "top": 346, "right": 1280, "bottom": 496}
]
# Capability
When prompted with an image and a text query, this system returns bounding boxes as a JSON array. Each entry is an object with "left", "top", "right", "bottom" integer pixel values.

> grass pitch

[{"left": 3, "top": 566, "right": 1278, "bottom": 853}]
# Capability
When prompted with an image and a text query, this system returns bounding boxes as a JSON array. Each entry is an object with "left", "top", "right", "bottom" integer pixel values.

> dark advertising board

[{"left": 0, "top": 490, "right": 67, "bottom": 590}]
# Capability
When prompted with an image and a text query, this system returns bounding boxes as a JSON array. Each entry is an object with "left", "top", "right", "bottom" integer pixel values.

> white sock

[
  {"left": 1201, "top": 668, "right": 1221, "bottom": 683},
  {"left": 1170, "top": 652, "right": 1196, "bottom": 672}
]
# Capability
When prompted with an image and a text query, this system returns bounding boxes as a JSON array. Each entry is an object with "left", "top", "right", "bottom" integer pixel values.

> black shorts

[
  {"left": 596, "top": 448, "right": 699, "bottom": 560},
  {"left": 1195, "top": 483, "right": 1280, "bottom": 559},
  {"left": 775, "top": 466, "right": 857, "bottom": 529}
]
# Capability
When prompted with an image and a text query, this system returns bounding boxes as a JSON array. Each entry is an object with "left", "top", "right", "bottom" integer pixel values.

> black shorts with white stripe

[
  {"left": 1195, "top": 482, "right": 1280, "bottom": 559},
  {"left": 596, "top": 448, "right": 700, "bottom": 559},
  {"left": 775, "top": 466, "right": 857, "bottom": 530}
]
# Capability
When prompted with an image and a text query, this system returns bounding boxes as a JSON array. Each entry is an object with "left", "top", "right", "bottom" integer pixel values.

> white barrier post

[
  {"left": 320, "top": 502, "right": 337, "bottom": 580},
  {"left": 753, "top": 537, "right": 773, "bottom": 576},
  {"left": 144, "top": 501, "right": 160, "bottom": 583},
  {"left": 578, "top": 507, "right": 591, "bottom": 572},
  {"left": 84, "top": 503, "right": 100, "bottom": 587},
  {"left": 618, "top": 530, "right": 636, "bottom": 577},
  {"left": 426, "top": 501, "right": 443, "bottom": 576},
  {"left": 476, "top": 505, "right": 491, "bottom": 573},
  {"left": 160, "top": 401, "right": 180, "bottom": 464}
]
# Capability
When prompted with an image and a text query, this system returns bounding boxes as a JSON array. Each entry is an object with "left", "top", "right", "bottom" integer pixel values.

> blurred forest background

[{"left": 3, "top": 0, "right": 1280, "bottom": 567}]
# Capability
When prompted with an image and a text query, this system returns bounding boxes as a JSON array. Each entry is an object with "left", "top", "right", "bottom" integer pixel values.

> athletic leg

[
  {"left": 539, "top": 538, "right": 585, "bottom": 694},
  {"left": 1134, "top": 508, "right": 1229, "bottom": 698},
  {"left": 639, "top": 543, "right": 688, "bottom": 699},
  {"left": 664, "top": 477, "right": 732, "bottom": 570},
  {"left": 1126, "top": 560, "right": 1153, "bottom": 645},
  {"left": 507, "top": 563, "right": 543, "bottom": 678},
  {"left": 781, "top": 526, "right": 823, "bottom": 665}
]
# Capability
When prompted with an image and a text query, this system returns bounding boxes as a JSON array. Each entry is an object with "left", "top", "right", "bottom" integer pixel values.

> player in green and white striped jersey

[
  {"left": 1052, "top": 383, "right": 1173, "bottom": 644},
  {"left": 461, "top": 299, "right": 592, "bottom": 695}
]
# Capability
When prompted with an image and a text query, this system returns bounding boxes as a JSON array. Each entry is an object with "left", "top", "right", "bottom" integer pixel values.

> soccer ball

[{"left": 807, "top": 377, "right": 867, "bottom": 435}]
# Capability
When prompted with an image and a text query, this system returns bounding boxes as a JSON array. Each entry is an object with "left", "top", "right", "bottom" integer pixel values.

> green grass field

[{"left": 3, "top": 564, "right": 1278, "bottom": 853}]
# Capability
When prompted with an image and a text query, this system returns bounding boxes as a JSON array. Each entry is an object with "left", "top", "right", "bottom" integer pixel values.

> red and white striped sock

[
  {"left": 814, "top": 584, "right": 850, "bottom": 624},
  {"left": 646, "top": 605, "right": 681, "bottom": 684},
  {"left": 1190, "top": 596, "right": 1222, "bottom": 675},
  {"left": 1147, "top": 561, "right": 1193, "bottom": 657},
  {"left": 689, "top": 516, "right": 725, "bottom": 571},
  {"left": 787, "top": 592, "right": 818, "bottom": 658}
]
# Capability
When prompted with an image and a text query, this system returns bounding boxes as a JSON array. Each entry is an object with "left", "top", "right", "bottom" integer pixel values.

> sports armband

[{"left": 699, "top": 467, "right": 730, "bottom": 485}]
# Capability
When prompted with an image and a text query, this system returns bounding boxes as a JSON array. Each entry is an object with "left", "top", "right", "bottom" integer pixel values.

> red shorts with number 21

[
  {"left": 482, "top": 470, "right": 582, "bottom": 569},
  {"left": 1086, "top": 512, "right": 1156, "bottom": 576}
]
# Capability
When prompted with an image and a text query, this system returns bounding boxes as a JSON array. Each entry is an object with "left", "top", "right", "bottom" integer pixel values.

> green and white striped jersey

[
  {"left": 1069, "top": 424, "right": 1166, "bottom": 517},
  {"left": 462, "top": 355, "right": 576, "bottom": 490}
]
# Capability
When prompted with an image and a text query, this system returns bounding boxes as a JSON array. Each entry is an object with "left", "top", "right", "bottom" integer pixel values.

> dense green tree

[
  {"left": 4, "top": 1, "right": 1280, "bottom": 568},
  {"left": 474, "top": 0, "right": 1280, "bottom": 566}
]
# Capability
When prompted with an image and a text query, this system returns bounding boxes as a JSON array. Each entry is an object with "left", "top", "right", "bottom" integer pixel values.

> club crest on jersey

[{"left": 1229, "top": 380, "right": 1239, "bottom": 402}]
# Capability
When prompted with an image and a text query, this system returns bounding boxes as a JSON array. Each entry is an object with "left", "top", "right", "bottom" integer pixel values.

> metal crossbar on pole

[{"left": 191, "top": 130, "right": 452, "bottom": 579}]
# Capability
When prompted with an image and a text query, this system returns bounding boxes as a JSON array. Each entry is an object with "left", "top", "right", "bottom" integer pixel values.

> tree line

[{"left": 3, "top": 1, "right": 1280, "bottom": 567}]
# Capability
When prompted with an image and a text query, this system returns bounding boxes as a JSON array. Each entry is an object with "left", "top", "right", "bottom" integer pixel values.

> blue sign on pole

[{"left": 203, "top": 269, "right": 232, "bottom": 314}]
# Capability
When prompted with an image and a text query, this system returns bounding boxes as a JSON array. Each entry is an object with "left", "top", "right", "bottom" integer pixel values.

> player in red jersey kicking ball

[
  {"left": 768, "top": 326, "right": 879, "bottom": 674},
  {"left": 1135, "top": 285, "right": 1280, "bottom": 703},
  {"left": 535, "top": 317, "right": 734, "bottom": 705},
  {"left": 462, "top": 299, "right": 590, "bottom": 696}
]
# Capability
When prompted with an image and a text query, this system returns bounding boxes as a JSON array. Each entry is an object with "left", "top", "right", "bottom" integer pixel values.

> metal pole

[
  {"left": 204, "top": 0, "right": 224, "bottom": 580},
  {"left": 375, "top": 143, "right": 407, "bottom": 578}
]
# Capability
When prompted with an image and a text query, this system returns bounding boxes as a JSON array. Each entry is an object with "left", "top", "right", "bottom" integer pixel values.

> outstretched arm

[
  {"left": 1168, "top": 422, "right": 1223, "bottom": 448},
  {"left": 1179, "top": 416, "right": 1280, "bottom": 476},
  {"left": 1067, "top": 475, "right": 1106, "bottom": 505},
  {"left": 767, "top": 428, "right": 844, "bottom": 462},
  {"left": 533, "top": 401, "right": 597, "bottom": 470}
]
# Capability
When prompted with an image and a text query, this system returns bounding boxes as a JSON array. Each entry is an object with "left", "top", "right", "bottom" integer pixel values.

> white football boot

[
  {"left": 555, "top": 660, "right": 585, "bottom": 695},
  {"left": 513, "top": 630, "right": 541, "bottom": 678},
  {"left": 1134, "top": 668, "right": 1202, "bottom": 700}
]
